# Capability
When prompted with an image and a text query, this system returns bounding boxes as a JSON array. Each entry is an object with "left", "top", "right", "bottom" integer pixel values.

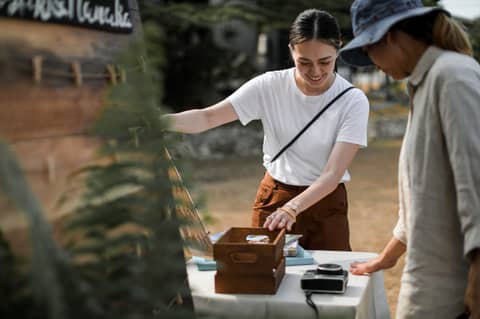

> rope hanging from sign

[
  {"left": 32, "top": 56, "right": 43, "bottom": 84},
  {"left": 27, "top": 55, "right": 130, "bottom": 86},
  {"left": 71, "top": 61, "right": 82, "bottom": 87},
  {"left": 106, "top": 64, "right": 117, "bottom": 85}
]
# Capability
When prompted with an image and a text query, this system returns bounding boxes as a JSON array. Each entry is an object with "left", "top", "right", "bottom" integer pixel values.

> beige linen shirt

[{"left": 393, "top": 46, "right": 480, "bottom": 319}]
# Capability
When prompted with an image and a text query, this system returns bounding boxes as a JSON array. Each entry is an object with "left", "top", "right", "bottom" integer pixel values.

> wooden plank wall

[{"left": 0, "top": 4, "right": 141, "bottom": 230}]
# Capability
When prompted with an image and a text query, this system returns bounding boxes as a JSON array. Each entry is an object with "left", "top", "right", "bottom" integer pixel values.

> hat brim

[{"left": 339, "top": 7, "right": 448, "bottom": 67}]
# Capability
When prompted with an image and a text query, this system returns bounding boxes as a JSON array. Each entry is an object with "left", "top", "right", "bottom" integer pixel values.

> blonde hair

[
  {"left": 394, "top": 12, "right": 473, "bottom": 56},
  {"left": 432, "top": 13, "right": 472, "bottom": 56}
]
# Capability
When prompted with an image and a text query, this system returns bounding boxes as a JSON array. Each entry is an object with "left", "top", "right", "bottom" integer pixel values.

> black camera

[{"left": 300, "top": 263, "right": 348, "bottom": 294}]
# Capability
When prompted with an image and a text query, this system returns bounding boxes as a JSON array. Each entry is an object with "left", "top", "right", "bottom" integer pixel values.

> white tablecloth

[{"left": 187, "top": 250, "right": 391, "bottom": 319}]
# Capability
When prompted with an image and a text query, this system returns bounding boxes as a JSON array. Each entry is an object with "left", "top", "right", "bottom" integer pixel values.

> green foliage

[
  {"left": 0, "top": 143, "right": 68, "bottom": 319},
  {"left": 146, "top": 1, "right": 353, "bottom": 35},
  {"left": 0, "top": 230, "right": 41, "bottom": 319},
  {"left": 60, "top": 41, "right": 197, "bottom": 319}
]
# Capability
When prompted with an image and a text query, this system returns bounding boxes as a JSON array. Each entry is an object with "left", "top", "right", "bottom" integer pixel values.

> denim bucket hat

[{"left": 339, "top": 0, "right": 448, "bottom": 67}]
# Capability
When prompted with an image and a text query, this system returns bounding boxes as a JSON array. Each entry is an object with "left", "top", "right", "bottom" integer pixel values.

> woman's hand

[
  {"left": 263, "top": 205, "right": 297, "bottom": 231},
  {"left": 350, "top": 237, "right": 406, "bottom": 276},
  {"left": 350, "top": 257, "right": 384, "bottom": 275},
  {"left": 350, "top": 255, "right": 398, "bottom": 275}
]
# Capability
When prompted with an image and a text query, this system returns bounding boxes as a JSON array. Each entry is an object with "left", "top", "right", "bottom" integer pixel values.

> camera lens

[{"left": 317, "top": 263, "right": 344, "bottom": 275}]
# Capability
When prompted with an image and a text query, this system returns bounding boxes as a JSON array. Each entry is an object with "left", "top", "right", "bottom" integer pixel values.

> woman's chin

[{"left": 307, "top": 80, "right": 327, "bottom": 91}]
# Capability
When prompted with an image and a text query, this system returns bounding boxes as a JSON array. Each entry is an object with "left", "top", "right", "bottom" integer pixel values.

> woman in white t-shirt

[{"left": 164, "top": 9, "right": 369, "bottom": 250}]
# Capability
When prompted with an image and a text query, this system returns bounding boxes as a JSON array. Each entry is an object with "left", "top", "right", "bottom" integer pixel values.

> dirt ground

[{"left": 191, "top": 139, "right": 404, "bottom": 318}]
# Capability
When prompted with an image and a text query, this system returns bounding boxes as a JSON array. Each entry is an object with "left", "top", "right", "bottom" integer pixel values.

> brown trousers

[{"left": 251, "top": 172, "right": 351, "bottom": 251}]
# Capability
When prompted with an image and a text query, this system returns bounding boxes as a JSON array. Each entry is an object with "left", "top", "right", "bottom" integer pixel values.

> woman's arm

[
  {"left": 264, "top": 141, "right": 359, "bottom": 231},
  {"left": 350, "top": 237, "right": 406, "bottom": 275},
  {"left": 162, "top": 99, "right": 238, "bottom": 134}
]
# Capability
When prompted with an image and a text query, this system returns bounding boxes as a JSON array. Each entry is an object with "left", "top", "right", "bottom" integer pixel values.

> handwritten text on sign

[{"left": 0, "top": 0, "right": 133, "bottom": 33}]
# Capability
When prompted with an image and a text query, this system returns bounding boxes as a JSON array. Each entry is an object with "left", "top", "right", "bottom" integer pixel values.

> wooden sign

[{"left": 0, "top": 0, "right": 133, "bottom": 33}]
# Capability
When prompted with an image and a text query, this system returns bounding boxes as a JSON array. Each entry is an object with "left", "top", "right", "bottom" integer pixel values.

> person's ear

[{"left": 288, "top": 43, "right": 297, "bottom": 60}]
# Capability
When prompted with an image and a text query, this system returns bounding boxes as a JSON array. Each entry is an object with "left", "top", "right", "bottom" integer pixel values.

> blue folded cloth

[{"left": 192, "top": 245, "right": 315, "bottom": 271}]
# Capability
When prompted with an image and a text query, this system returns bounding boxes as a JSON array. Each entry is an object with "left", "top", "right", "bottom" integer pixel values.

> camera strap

[
  {"left": 270, "top": 86, "right": 355, "bottom": 163},
  {"left": 305, "top": 291, "right": 320, "bottom": 319}
]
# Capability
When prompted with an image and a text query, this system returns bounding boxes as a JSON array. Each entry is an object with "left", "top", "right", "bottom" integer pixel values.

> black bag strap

[{"left": 270, "top": 86, "right": 355, "bottom": 163}]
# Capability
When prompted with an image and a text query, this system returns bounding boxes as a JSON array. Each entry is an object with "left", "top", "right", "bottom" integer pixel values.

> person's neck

[{"left": 399, "top": 33, "right": 429, "bottom": 76}]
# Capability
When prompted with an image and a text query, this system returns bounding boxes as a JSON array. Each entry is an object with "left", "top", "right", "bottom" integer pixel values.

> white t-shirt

[{"left": 227, "top": 68, "right": 369, "bottom": 186}]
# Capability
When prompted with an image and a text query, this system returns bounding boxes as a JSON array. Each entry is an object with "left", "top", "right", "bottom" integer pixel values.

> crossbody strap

[{"left": 270, "top": 86, "right": 355, "bottom": 163}]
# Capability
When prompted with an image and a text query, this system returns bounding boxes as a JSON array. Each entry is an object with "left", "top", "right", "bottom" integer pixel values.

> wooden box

[
  {"left": 213, "top": 227, "right": 286, "bottom": 294},
  {"left": 214, "top": 257, "right": 285, "bottom": 294},
  {"left": 213, "top": 227, "right": 286, "bottom": 275}
]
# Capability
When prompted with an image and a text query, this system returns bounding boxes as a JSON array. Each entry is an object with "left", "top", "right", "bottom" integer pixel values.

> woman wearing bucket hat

[
  {"left": 339, "top": 0, "right": 480, "bottom": 318},
  {"left": 164, "top": 9, "right": 370, "bottom": 251}
]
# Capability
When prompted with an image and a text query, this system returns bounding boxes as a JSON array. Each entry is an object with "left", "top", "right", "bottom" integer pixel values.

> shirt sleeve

[
  {"left": 393, "top": 218, "right": 407, "bottom": 244},
  {"left": 440, "top": 78, "right": 480, "bottom": 259},
  {"left": 336, "top": 89, "right": 370, "bottom": 147},
  {"left": 226, "top": 74, "right": 264, "bottom": 126}
]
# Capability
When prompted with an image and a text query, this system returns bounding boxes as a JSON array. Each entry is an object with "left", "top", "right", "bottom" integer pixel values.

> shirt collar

[{"left": 408, "top": 46, "right": 444, "bottom": 88}]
